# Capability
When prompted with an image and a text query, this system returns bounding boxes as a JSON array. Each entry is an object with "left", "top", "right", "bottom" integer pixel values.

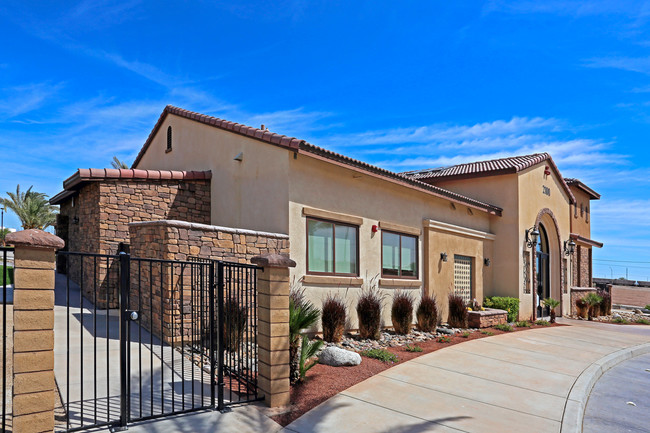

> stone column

[
  {"left": 250, "top": 253, "right": 295, "bottom": 408},
  {"left": 7, "top": 229, "right": 64, "bottom": 433}
]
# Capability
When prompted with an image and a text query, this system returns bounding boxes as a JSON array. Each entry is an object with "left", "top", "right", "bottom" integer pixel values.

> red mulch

[{"left": 271, "top": 322, "right": 564, "bottom": 426}]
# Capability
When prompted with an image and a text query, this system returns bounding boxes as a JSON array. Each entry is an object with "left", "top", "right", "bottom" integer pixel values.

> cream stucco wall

[
  {"left": 134, "top": 115, "right": 291, "bottom": 234},
  {"left": 569, "top": 187, "right": 592, "bottom": 238},
  {"left": 287, "top": 153, "right": 494, "bottom": 329}
]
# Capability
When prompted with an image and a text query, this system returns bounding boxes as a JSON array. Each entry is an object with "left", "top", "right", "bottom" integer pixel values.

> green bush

[
  {"left": 460, "top": 331, "right": 471, "bottom": 338},
  {"left": 515, "top": 320, "right": 531, "bottom": 328},
  {"left": 361, "top": 348, "right": 398, "bottom": 363},
  {"left": 534, "top": 320, "right": 551, "bottom": 326},
  {"left": 404, "top": 344, "right": 423, "bottom": 352},
  {"left": 494, "top": 323, "right": 513, "bottom": 332},
  {"left": 645, "top": 304, "right": 650, "bottom": 310},
  {"left": 437, "top": 335, "right": 451, "bottom": 343},
  {"left": 634, "top": 318, "right": 650, "bottom": 325},
  {"left": 0, "top": 266, "right": 13, "bottom": 286},
  {"left": 480, "top": 330, "right": 494, "bottom": 336},
  {"left": 612, "top": 317, "right": 628, "bottom": 324},
  {"left": 483, "top": 296, "right": 519, "bottom": 322}
]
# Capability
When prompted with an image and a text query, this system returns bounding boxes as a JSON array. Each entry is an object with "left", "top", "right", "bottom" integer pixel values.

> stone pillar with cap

[
  {"left": 250, "top": 253, "right": 295, "bottom": 408},
  {"left": 6, "top": 229, "right": 64, "bottom": 433}
]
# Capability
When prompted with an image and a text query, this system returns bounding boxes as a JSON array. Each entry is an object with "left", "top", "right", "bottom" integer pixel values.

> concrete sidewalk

[{"left": 286, "top": 322, "right": 650, "bottom": 433}]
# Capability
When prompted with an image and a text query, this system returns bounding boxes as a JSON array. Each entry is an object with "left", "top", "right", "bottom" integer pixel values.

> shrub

[
  {"left": 515, "top": 320, "right": 531, "bottom": 328},
  {"left": 298, "top": 335, "right": 324, "bottom": 381},
  {"left": 356, "top": 286, "right": 383, "bottom": 340},
  {"left": 448, "top": 294, "right": 468, "bottom": 328},
  {"left": 321, "top": 293, "right": 347, "bottom": 343},
  {"left": 224, "top": 298, "right": 248, "bottom": 352},
  {"left": 461, "top": 331, "right": 471, "bottom": 338},
  {"left": 391, "top": 291, "right": 415, "bottom": 335},
  {"left": 646, "top": 304, "right": 650, "bottom": 310},
  {"left": 542, "top": 297, "right": 560, "bottom": 323},
  {"left": 612, "top": 317, "right": 628, "bottom": 324},
  {"left": 597, "top": 289, "right": 611, "bottom": 316},
  {"left": 575, "top": 297, "right": 589, "bottom": 319},
  {"left": 480, "top": 330, "right": 494, "bottom": 336},
  {"left": 634, "top": 318, "right": 650, "bottom": 325},
  {"left": 289, "top": 287, "right": 321, "bottom": 383},
  {"left": 437, "top": 335, "right": 451, "bottom": 343},
  {"left": 362, "top": 348, "right": 398, "bottom": 363},
  {"left": 583, "top": 292, "right": 603, "bottom": 321},
  {"left": 483, "top": 296, "right": 519, "bottom": 322},
  {"left": 534, "top": 319, "right": 551, "bottom": 326},
  {"left": 416, "top": 294, "right": 438, "bottom": 332},
  {"left": 494, "top": 323, "right": 513, "bottom": 332},
  {"left": 405, "top": 344, "right": 423, "bottom": 352}
]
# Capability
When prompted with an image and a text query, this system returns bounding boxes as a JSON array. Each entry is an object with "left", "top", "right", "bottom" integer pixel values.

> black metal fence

[
  {"left": 1, "top": 246, "right": 14, "bottom": 432},
  {"left": 56, "top": 251, "right": 261, "bottom": 432}
]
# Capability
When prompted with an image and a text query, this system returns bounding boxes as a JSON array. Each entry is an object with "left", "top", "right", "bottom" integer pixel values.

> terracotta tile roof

[
  {"left": 564, "top": 178, "right": 601, "bottom": 200},
  {"left": 131, "top": 105, "right": 504, "bottom": 216},
  {"left": 50, "top": 169, "right": 211, "bottom": 205},
  {"left": 401, "top": 153, "right": 576, "bottom": 204}
]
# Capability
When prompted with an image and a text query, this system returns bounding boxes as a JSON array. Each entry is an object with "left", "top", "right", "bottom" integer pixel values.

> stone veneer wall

[
  {"left": 128, "top": 220, "right": 290, "bottom": 344},
  {"left": 572, "top": 245, "right": 592, "bottom": 288},
  {"left": 57, "top": 179, "right": 211, "bottom": 308}
]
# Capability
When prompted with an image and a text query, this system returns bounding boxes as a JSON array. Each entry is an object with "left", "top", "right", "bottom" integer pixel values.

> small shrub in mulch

[
  {"left": 634, "top": 318, "right": 650, "bottom": 325},
  {"left": 494, "top": 323, "right": 513, "bottom": 332},
  {"left": 391, "top": 291, "right": 415, "bottom": 335},
  {"left": 515, "top": 320, "right": 531, "bottom": 328},
  {"left": 416, "top": 294, "right": 438, "bottom": 332},
  {"left": 534, "top": 320, "right": 551, "bottom": 326},
  {"left": 447, "top": 294, "right": 468, "bottom": 328},
  {"left": 481, "top": 330, "right": 494, "bottom": 336},
  {"left": 361, "top": 348, "right": 398, "bottom": 363},
  {"left": 612, "top": 317, "right": 628, "bottom": 324},
  {"left": 357, "top": 287, "right": 383, "bottom": 340},
  {"left": 460, "top": 331, "right": 471, "bottom": 338},
  {"left": 321, "top": 293, "right": 347, "bottom": 343},
  {"left": 437, "top": 335, "right": 452, "bottom": 343},
  {"left": 404, "top": 344, "right": 423, "bottom": 352}
]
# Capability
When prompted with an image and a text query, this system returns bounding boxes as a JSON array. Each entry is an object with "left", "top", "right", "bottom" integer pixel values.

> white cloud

[{"left": 0, "top": 82, "right": 64, "bottom": 119}]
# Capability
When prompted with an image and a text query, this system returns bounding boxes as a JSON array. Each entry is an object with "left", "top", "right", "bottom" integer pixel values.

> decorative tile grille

[
  {"left": 523, "top": 251, "right": 531, "bottom": 294},
  {"left": 454, "top": 255, "right": 473, "bottom": 304},
  {"left": 562, "top": 258, "right": 568, "bottom": 294}
]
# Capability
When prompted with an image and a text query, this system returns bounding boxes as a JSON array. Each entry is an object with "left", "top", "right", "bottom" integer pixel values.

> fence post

[
  {"left": 250, "top": 253, "right": 295, "bottom": 408},
  {"left": 7, "top": 229, "right": 64, "bottom": 433}
]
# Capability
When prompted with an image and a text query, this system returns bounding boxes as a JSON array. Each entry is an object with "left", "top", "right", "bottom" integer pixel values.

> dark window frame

[
  {"left": 380, "top": 230, "right": 419, "bottom": 280},
  {"left": 306, "top": 217, "right": 360, "bottom": 277},
  {"left": 166, "top": 125, "right": 173, "bottom": 153}
]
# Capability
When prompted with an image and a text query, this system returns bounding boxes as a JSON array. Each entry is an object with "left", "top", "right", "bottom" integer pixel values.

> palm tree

[
  {"left": 583, "top": 292, "right": 603, "bottom": 321},
  {"left": 542, "top": 297, "right": 560, "bottom": 323},
  {"left": 289, "top": 287, "right": 321, "bottom": 383},
  {"left": 1, "top": 185, "right": 58, "bottom": 230},
  {"left": 111, "top": 156, "right": 129, "bottom": 169}
]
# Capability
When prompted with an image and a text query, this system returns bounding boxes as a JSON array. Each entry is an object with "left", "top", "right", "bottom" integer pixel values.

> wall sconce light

[
  {"left": 484, "top": 258, "right": 491, "bottom": 266},
  {"left": 564, "top": 239, "right": 576, "bottom": 256},
  {"left": 440, "top": 252, "right": 448, "bottom": 262},
  {"left": 72, "top": 216, "right": 79, "bottom": 225},
  {"left": 525, "top": 226, "right": 539, "bottom": 249},
  {"left": 233, "top": 152, "right": 243, "bottom": 161}
]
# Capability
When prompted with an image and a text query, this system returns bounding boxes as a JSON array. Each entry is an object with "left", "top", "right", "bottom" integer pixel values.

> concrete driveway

[{"left": 286, "top": 321, "right": 650, "bottom": 433}]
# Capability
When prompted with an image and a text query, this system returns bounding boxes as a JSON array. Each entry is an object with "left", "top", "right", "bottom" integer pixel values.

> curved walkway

[
  {"left": 583, "top": 352, "right": 650, "bottom": 433},
  {"left": 285, "top": 321, "right": 650, "bottom": 433}
]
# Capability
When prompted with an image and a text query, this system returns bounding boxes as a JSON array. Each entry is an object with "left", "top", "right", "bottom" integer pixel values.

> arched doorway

[{"left": 536, "top": 224, "right": 550, "bottom": 318}]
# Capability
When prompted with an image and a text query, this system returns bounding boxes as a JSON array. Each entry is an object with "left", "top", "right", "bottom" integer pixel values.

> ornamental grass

[
  {"left": 416, "top": 294, "right": 438, "bottom": 332},
  {"left": 321, "top": 293, "right": 347, "bottom": 343},
  {"left": 391, "top": 291, "right": 415, "bottom": 335},
  {"left": 447, "top": 293, "right": 468, "bottom": 328},
  {"left": 356, "top": 286, "right": 383, "bottom": 340}
]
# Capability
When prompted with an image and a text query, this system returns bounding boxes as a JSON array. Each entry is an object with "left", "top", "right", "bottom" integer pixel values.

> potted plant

[
  {"left": 583, "top": 292, "right": 603, "bottom": 321},
  {"left": 542, "top": 297, "right": 560, "bottom": 323},
  {"left": 575, "top": 297, "right": 588, "bottom": 319}
]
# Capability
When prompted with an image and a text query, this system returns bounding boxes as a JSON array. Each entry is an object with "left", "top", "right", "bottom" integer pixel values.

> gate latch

[{"left": 127, "top": 310, "right": 139, "bottom": 321}]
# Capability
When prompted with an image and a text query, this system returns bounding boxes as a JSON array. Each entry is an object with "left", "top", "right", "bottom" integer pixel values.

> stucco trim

[
  {"left": 301, "top": 275, "right": 364, "bottom": 286},
  {"left": 424, "top": 219, "right": 496, "bottom": 241},
  {"left": 378, "top": 221, "right": 421, "bottom": 236},
  {"left": 302, "top": 207, "right": 364, "bottom": 226},
  {"left": 378, "top": 279, "right": 422, "bottom": 288},
  {"left": 570, "top": 233, "right": 604, "bottom": 248},
  {"left": 128, "top": 219, "right": 289, "bottom": 239},
  {"left": 531, "top": 207, "right": 564, "bottom": 320}
]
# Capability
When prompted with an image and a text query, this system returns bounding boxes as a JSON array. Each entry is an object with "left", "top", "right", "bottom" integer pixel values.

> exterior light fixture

[
  {"left": 440, "top": 252, "right": 448, "bottom": 262},
  {"left": 72, "top": 216, "right": 79, "bottom": 225},
  {"left": 564, "top": 239, "right": 576, "bottom": 256},
  {"left": 484, "top": 258, "right": 491, "bottom": 266},
  {"left": 525, "top": 226, "right": 540, "bottom": 249},
  {"left": 234, "top": 152, "right": 243, "bottom": 161}
]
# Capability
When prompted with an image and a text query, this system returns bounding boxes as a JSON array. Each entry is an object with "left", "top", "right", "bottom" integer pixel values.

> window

[
  {"left": 166, "top": 126, "right": 172, "bottom": 152},
  {"left": 381, "top": 231, "right": 418, "bottom": 278},
  {"left": 454, "top": 255, "right": 473, "bottom": 304},
  {"left": 307, "top": 218, "right": 358, "bottom": 275}
]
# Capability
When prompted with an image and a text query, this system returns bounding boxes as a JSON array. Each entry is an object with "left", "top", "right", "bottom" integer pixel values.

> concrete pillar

[
  {"left": 250, "top": 253, "right": 295, "bottom": 408},
  {"left": 7, "top": 229, "right": 64, "bottom": 433}
]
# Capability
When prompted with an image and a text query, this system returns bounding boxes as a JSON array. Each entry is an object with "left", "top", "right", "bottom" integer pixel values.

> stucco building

[{"left": 51, "top": 105, "right": 602, "bottom": 323}]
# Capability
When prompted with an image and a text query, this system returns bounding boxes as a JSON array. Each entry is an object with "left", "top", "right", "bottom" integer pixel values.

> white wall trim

[
  {"left": 129, "top": 219, "right": 289, "bottom": 239},
  {"left": 424, "top": 219, "right": 496, "bottom": 241}
]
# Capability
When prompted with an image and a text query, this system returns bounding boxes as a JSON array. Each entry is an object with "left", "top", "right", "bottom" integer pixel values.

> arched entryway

[{"left": 532, "top": 208, "right": 564, "bottom": 320}]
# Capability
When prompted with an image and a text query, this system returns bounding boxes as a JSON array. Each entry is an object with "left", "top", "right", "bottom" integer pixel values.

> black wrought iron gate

[{"left": 55, "top": 251, "right": 261, "bottom": 432}]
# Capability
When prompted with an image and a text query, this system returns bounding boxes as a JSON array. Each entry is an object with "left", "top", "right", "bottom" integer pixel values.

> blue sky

[{"left": 1, "top": 1, "right": 650, "bottom": 280}]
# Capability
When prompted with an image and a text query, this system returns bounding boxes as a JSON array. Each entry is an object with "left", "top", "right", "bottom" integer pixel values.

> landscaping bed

[{"left": 271, "top": 321, "right": 563, "bottom": 426}]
